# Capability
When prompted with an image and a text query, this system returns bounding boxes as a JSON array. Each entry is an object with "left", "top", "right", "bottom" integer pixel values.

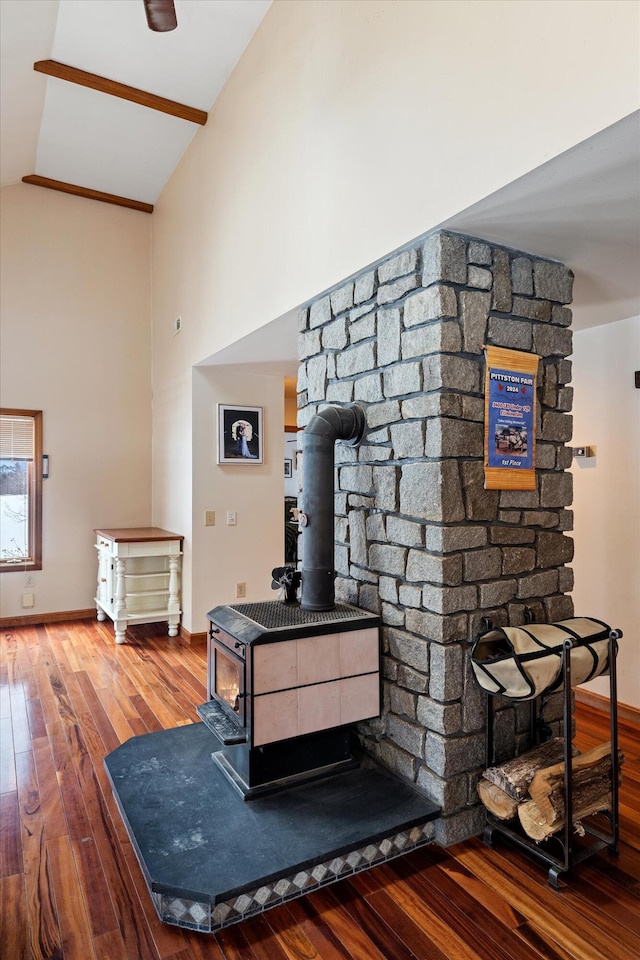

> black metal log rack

[{"left": 483, "top": 630, "right": 622, "bottom": 888}]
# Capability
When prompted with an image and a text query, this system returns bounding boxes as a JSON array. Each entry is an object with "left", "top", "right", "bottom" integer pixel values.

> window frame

[{"left": 0, "top": 408, "right": 43, "bottom": 572}]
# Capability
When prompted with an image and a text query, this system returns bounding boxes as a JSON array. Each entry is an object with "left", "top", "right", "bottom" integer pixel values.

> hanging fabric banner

[{"left": 484, "top": 346, "right": 540, "bottom": 490}]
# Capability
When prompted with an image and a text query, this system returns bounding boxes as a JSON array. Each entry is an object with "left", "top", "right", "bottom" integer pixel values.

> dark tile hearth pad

[{"left": 105, "top": 722, "right": 439, "bottom": 933}]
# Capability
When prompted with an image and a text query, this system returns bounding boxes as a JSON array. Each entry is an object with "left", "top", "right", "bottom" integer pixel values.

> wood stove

[
  {"left": 200, "top": 599, "right": 381, "bottom": 798},
  {"left": 196, "top": 402, "right": 382, "bottom": 798}
]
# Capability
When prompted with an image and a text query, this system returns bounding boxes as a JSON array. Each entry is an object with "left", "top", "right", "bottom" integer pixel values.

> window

[{"left": 0, "top": 410, "right": 43, "bottom": 571}]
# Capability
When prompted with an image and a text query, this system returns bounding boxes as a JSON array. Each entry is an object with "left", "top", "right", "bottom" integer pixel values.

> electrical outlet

[
  {"left": 226, "top": 511, "right": 237, "bottom": 526},
  {"left": 24, "top": 573, "right": 35, "bottom": 587},
  {"left": 22, "top": 593, "right": 34, "bottom": 609},
  {"left": 174, "top": 315, "right": 182, "bottom": 335},
  {"left": 236, "top": 582, "right": 246, "bottom": 598},
  {"left": 204, "top": 510, "right": 215, "bottom": 526}
]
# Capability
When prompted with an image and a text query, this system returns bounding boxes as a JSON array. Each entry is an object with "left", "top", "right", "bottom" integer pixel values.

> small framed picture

[
  {"left": 284, "top": 458, "right": 292, "bottom": 478},
  {"left": 218, "top": 405, "right": 263, "bottom": 464}
]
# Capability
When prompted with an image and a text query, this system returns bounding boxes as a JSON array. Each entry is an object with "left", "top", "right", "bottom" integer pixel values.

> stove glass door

[{"left": 214, "top": 646, "right": 245, "bottom": 725}]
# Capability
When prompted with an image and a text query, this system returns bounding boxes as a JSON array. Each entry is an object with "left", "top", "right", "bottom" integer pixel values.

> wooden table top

[{"left": 94, "top": 527, "right": 183, "bottom": 543}]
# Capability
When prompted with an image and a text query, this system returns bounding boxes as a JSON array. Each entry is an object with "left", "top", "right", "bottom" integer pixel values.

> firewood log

[
  {"left": 483, "top": 737, "right": 578, "bottom": 800},
  {"left": 477, "top": 779, "right": 521, "bottom": 820},
  {"left": 518, "top": 794, "right": 613, "bottom": 842},
  {"left": 517, "top": 742, "right": 624, "bottom": 841},
  {"left": 528, "top": 742, "right": 623, "bottom": 825}
]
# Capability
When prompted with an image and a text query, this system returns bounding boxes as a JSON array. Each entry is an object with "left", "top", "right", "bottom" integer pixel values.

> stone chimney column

[{"left": 297, "top": 230, "right": 574, "bottom": 844}]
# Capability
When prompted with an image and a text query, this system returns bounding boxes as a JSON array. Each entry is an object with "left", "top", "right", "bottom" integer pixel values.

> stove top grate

[{"left": 228, "top": 601, "right": 371, "bottom": 631}]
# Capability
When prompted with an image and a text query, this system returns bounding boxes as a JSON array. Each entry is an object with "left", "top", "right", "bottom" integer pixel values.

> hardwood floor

[{"left": 1, "top": 619, "right": 638, "bottom": 960}]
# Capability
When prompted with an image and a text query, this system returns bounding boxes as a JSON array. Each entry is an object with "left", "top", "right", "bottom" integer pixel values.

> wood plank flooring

[{"left": 1, "top": 619, "right": 638, "bottom": 960}]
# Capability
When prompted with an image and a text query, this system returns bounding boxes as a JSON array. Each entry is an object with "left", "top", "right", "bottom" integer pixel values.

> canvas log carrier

[{"left": 470, "top": 617, "right": 613, "bottom": 700}]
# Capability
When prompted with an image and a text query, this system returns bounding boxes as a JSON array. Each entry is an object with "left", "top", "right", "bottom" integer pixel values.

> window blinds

[{"left": 0, "top": 414, "right": 35, "bottom": 461}]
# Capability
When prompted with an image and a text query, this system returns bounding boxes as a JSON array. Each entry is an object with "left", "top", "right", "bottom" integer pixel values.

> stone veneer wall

[{"left": 297, "top": 230, "right": 575, "bottom": 844}]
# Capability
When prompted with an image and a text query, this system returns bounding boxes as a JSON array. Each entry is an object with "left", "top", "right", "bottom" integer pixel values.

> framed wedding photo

[{"left": 218, "top": 405, "right": 263, "bottom": 464}]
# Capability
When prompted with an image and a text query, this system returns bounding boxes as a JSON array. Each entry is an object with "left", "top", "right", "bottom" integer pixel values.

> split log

[
  {"left": 517, "top": 742, "right": 624, "bottom": 841},
  {"left": 483, "top": 737, "right": 577, "bottom": 800},
  {"left": 477, "top": 779, "right": 520, "bottom": 820},
  {"left": 518, "top": 795, "right": 612, "bottom": 842},
  {"left": 528, "top": 742, "right": 623, "bottom": 825}
]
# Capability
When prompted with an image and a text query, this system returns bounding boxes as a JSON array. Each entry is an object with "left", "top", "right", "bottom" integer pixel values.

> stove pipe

[{"left": 300, "top": 402, "right": 366, "bottom": 611}]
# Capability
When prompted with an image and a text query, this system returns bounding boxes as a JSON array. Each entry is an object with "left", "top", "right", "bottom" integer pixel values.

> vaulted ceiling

[
  {"left": 0, "top": 0, "right": 271, "bottom": 208},
  {"left": 1, "top": 0, "right": 638, "bottom": 341}
]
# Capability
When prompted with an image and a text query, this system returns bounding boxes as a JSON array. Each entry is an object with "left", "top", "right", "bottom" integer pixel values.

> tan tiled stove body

[{"left": 252, "top": 628, "right": 379, "bottom": 746}]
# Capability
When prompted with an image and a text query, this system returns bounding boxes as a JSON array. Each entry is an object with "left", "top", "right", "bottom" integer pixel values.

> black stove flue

[{"left": 299, "top": 402, "right": 366, "bottom": 611}]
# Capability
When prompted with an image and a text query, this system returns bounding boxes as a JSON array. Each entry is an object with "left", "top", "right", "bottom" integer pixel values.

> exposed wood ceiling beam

[
  {"left": 22, "top": 175, "right": 154, "bottom": 214},
  {"left": 34, "top": 59, "right": 208, "bottom": 126}
]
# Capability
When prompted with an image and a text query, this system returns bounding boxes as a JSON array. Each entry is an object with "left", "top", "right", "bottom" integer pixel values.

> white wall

[
  {"left": 190, "top": 366, "right": 285, "bottom": 633},
  {"left": 571, "top": 317, "right": 640, "bottom": 709},
  {"left": 0, "top": 184, "right": 152, "bottom": 619},
  {"left": 150, "top": 1, "right": 639, "bottom": 638},
  {"left": 152, "top": 0, "right": 639, "bottom": 368},
  {"left": 150, "top": 368, "right": 193, "bottom": 626}
]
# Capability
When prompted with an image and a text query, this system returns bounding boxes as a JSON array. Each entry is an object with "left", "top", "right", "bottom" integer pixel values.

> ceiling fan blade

[{"left": 143, "top": 0, "right": 177, "bottom": 32}]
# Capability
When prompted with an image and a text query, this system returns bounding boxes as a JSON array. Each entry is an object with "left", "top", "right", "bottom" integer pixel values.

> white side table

[{"left": 95, "top": 527, "right": 183, "bottom": 643}]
